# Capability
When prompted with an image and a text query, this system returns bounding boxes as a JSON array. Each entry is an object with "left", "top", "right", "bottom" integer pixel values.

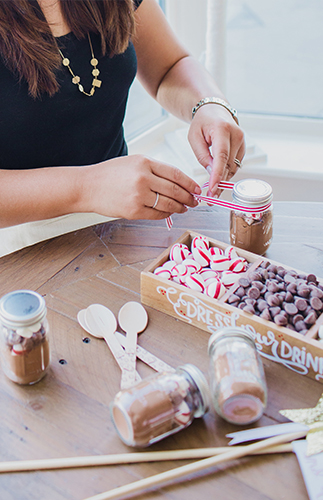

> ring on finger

[
  {"left": 151, "top": 192, "right": 159, "bottom": 210},
  {"left": 234, "top": 158, "right": 242, "bottom": 168}
]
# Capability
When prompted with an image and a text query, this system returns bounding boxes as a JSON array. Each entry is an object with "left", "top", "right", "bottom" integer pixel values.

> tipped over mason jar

[{"left": 0, "top": 290, "right": 50, "bottom": 385}]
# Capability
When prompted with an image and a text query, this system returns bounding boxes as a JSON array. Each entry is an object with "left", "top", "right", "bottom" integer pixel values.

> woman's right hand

[{"left": 79, "top": 154, "right": 202, "bottom": 220}]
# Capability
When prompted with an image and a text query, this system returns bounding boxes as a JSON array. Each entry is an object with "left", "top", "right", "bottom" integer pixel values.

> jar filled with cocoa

[
  {"left": 208, "top": 327, "right": 267, "bottom": 425},
  {"left": 110, "top": 364, "right": 210, "bottom": 447},
  {"left": 0, "top": 290, "right": 50, "bottom": 385},
  {"left": 230, "top": 178, "right": 273, "bottom": 255}
]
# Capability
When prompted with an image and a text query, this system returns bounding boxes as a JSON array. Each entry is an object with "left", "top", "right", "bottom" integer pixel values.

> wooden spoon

[{"left": 118, "top": 301, "right": 148, "bottom": 389}]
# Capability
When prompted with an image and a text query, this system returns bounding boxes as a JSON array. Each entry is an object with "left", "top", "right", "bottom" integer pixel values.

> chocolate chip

[
  {"left": 277, "top": 266, "right": 287, "bottom": 278},
  {"left": 243, "top": 305, "right": 255, "bottom": 315},
  {"left": 310, "top": 296, "right": 323, "bottom": 311},
  {"left": 284, "top": 274, "right": 296, "bottom": 284},
  {"left": 285, "top": 291, "right": 294, "bottom": 303},
  {"left": 307, "top": 274, "right": 317, "bottom": 284},
  {"left": 294, "top": 297, "right": 307, "bottom": 312},
  {"left": 286, "top": 283, "right": 297, "bottom": 295},
  {"left": 269, "top": 306, "right": 281, "bottom": 318},
  {"left": 235, "top": 286, "right": 246, "bottom": 298},
  {"left": 260, "top": 308, "right": 271, "bottom": 321},
  {"left": 239, "top": 278, "right": 250, "bottom": 288},
  {"left": 268, "top": 264, "right": 278, "bottom": 274},
  {"left": 283, "top": 302, "right": 298, "bottom": 315},
  {"left": 310, "top": 287, "right": 323, "bottom": 299},
  {"left": 267, "top": 281, "right": 280, "bottom": 293},
  {"left": 293, "top": 314, "right": 304, "bottom": 326},
  {"left": 228, "top": 294, "right": 240, "bottom": 304},
  {"left": 248, "top": 271, "right": 263, "bottom": 282},
  {"left": 297, "top": 286, "right": 311, "bottom": 298},
  {"left": 260, "top": 260, "right": 271, "bottom": 269},
  {"left": 295, "top": 320, "right": 307, "bottom": 332},
  {"left": 251, "top": 280, "right": 265, "bottom": 291},
  {"left": 248, "top": 287, "right": 260, "bottom": 299},
  {"left": 266, "top": 294, "right": 281, "bottom": 307},
  {"left": 274, "top": 314, "right": 288, "bottom": 326},
  {"left": 268, "top": 272, "right": 276, "bottom": 279},
  {"left": 257, "top": 299, "right": 268, "bottom": 312},
  {"left": 245, "top": 298, "right": 257, "bottom": 306},
  {"left": 304, "top": 312, "right": 317, "bottom": 326}
]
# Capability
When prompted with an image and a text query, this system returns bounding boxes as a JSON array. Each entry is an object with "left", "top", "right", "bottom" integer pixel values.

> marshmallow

[
  {"left": 205, "top": 279, "right": 226, "bottom": 299},
  {"left": 186, "top": 273, "right": 205, "bottom": 293},
  {"left": 225, "top": 245, "right": 239, "bottom": 260},
  {"left": 210, "top": 256, "right": 231, "bottom": 272},
  {"left": 221, "top": 270, "right": 241, "bottom": 287},
  {"left": 192, "top": 246, "right": 211, "bottom": 267},
  {"left": 229, "top": 258, "right": 247, "bottom": 273},
  {"left": 191, "top": 236, "right": 209, "bottom": 252},
  {"left": 182, "top": 258, "right": 202, "bottom": 275},
  {"left": 154, "top": 266, "right": 171, "bottom": 280},
  {"left": 169, "top": 243, "right": 190, "bottom": 263}
]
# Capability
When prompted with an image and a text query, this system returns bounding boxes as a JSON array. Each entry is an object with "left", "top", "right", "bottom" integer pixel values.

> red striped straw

[{"left": 165, "top": 181, "right": 271, "bottom": 230}]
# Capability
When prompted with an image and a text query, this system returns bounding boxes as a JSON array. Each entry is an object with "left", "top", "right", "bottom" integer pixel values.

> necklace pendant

[
  {"left": 92, "top": 78, "right": 102, "bottom": 88},
  {"left": 78, "top": 84, "right": 84, "bottom": 93},
  {"left": 72, "top": 76, "right": 81, "bottom": 84}
]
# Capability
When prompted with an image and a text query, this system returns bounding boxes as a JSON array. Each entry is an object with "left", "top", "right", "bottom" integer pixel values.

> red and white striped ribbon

[{"left": 165, "top": 180, "right": 271, "bottom": 230}]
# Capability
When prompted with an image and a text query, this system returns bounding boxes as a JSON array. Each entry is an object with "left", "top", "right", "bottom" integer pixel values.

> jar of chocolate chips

[
  {"left": 230, "top": 179, "right": 273, "bottom": 255},
  {"left": 0, "top": 290, "right": 50, "bottom": 385}
]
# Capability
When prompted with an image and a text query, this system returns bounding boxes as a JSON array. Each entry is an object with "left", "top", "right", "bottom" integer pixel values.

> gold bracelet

[{"left": 192, "top": 97, "right": 239, "bottom": 125}]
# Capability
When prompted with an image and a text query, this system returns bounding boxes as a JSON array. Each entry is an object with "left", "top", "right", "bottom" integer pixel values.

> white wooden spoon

[
  {"left": 118, "top": 301, "right": 148, "bottom": 389},
  {"left": 79, "top": 304, "right": 141, "bottom": 387},
  {"left": 78, "top": 308, "right": 174, "bottom": 375}
]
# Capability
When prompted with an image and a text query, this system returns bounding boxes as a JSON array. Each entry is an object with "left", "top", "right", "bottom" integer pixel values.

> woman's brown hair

[{"left": 0, "top": 0, "right": 136, "bottom": 98}]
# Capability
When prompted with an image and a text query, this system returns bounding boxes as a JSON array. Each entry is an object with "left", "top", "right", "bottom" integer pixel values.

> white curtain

[{"left": 205, "top": 0, "right": 227, "bottom": 92}]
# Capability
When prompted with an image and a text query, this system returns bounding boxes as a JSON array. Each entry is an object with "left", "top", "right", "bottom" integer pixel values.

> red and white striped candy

[
  {"left": 229, "top": 258, "right": 247, "bottom": 273},
  {"left": 171, "top": 263, "right": 189, "bottom": 284},
  {"left": 210, "top": 256, "right": 231, "bottom": 272},
  {"left": 154, "top": 266, "right": 171, "bottom": 279},
  {"left": 174, "top": 401, "right": 191, "bottom": 426},
  {"left": 209, "top": 246, "right": 224, "bottom": 257},
  {"left": 182, "top": 258, "right": 202, "bottom": 275},
  {"left": 225, "top": 245, "right": 239, "bottom": 260},
  {"left": 192, "top": 246, "right": 211, "bottom": 267},
  {"left": 205, "top": 279, "right": 226, "bottom": 299},
  {"left": 199, "top": 269, "right": 219, "bottom": 283},
  {"left": 161, "top": 260, "right": 177, "bottom": 272},
  {"left": 221, "top": 270, "right": 241, "bottom": 287},
  {"left": 186, "top": 273, "right": 205, "bottom": 293},
  {"left": 191, "top": 236, "right": 209, "bottom": 252},
  {"left": 169, "top": 243, "right": 190, "bottom": 263}
]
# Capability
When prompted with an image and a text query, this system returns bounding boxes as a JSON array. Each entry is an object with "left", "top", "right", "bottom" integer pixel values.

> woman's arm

[
  {"left": 0, "top": 155, "right": 200, "bottom": 228},
  {"left": 133, "top": 0, "right": 245, "bottom": 197}
]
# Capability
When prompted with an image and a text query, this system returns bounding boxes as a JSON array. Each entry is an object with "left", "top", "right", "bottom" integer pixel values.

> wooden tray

[{"left": 141, "top": 230, "right": 323, "bottom": 384}]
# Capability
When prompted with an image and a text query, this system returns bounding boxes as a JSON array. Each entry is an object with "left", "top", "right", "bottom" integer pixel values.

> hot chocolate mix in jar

[
  {"left": 0, "top": 290, "right": 50, "bottom": 385},
  {"left": 208, "top": 327, "right": 267, "bottom": 425},
  {"left": 230, "top": 179, "right": 273, "bottom": 255},
  {"left": 111, "top": 364, "right": 210, "bottom": 447}
]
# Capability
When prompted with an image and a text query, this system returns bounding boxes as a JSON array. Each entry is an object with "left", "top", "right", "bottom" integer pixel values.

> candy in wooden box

[{"left": 141, "top": 231, "right": 323, "bottom": 383}]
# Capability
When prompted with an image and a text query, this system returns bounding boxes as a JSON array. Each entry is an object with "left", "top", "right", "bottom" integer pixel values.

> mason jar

[
  {"left": 0, "top": 290, "right": 50, "bottom": 385},
  {"left": 208, "top": 327, "right": 267, "bottom": 425},
  {"left": 110, "top": 364, "right": 210, "bottom": 447},
  {"left": 230, "top": 178, "right": 273, "bottom": 255}
]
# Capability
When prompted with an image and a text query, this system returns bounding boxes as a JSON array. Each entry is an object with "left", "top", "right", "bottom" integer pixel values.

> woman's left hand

[{"left": 188, "top": 102, "right": 246, "bottom": 198}]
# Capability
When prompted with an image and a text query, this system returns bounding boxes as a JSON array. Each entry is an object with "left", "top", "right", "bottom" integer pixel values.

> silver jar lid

[
  {"left": 232, "top": 179, "right": 273, "bottom": 207},
  {"left": 178, "top": 363, "right": 210, "bottom": 417},
  {"left": 208, "top": 327, "right": 256, "bottom": 353},
  {"left": 0, "top": 290, "right": 46, "bottom": 327}
]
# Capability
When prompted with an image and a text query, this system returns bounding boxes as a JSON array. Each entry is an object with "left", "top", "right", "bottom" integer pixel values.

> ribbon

[{"left": 165, "top": 180, "right": 271, "bottom": 230}]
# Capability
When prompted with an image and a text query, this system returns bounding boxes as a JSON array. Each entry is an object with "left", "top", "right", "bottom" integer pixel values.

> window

[{"left": 226, "top": 0, "right": 323, "bottom": 120}]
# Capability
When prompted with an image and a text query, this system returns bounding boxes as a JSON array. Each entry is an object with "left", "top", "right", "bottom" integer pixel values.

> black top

[{"left": 0, "top": 0, "right": 143, "bottom": 170}]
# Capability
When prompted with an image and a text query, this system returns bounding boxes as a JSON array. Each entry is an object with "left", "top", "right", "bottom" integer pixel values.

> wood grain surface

[{"left": 0, "top": 202, "right": 322, "bottom": 500}]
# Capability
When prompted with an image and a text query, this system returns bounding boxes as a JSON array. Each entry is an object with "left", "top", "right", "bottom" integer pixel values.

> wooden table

[{"left": 0, "top": 202, "right": 322, "bottom": 500}]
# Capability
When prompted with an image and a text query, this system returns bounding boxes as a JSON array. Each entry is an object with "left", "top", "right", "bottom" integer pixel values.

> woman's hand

[
  {"left": 188, "top": 103, "right": 246, "bottom": 198},
  {"left": 80, "top": 154, "right": 201, "bottom": 220}
]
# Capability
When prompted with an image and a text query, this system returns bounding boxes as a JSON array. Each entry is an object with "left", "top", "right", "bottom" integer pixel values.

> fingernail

[
  {"left": 206, "top": 165, "right": 212, "bottom": 175},
  {"left": 194, "top": 186, "right": 201, "bottom": 195}
]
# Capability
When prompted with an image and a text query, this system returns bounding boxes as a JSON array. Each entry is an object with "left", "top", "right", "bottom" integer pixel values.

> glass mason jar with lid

[
  {"left": 0, "top": 290, "right": 50, "bottom": 385},
  {"left": 208, "top": 327, "right": 267, "bottom": 425},
  {"left": 230, "top": 178, "right": 273, "bottom": 255},
  {"left": 111, "top": 364, "right": 210, "bottom": 447}
]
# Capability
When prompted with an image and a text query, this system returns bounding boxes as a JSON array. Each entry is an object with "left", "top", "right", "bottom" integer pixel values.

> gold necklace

[{"left": 58, "top": 33, "right": 102, "bottom": 97}]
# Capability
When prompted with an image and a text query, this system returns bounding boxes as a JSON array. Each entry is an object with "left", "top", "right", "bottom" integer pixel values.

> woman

[{"left": 0, "top": 0, "right": 245, "bottom": 230}]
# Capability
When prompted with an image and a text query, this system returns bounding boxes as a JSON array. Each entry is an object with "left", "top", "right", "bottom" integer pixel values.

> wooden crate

[{"left": 141, "top": 230, "right": 323, "bottom": 383}]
